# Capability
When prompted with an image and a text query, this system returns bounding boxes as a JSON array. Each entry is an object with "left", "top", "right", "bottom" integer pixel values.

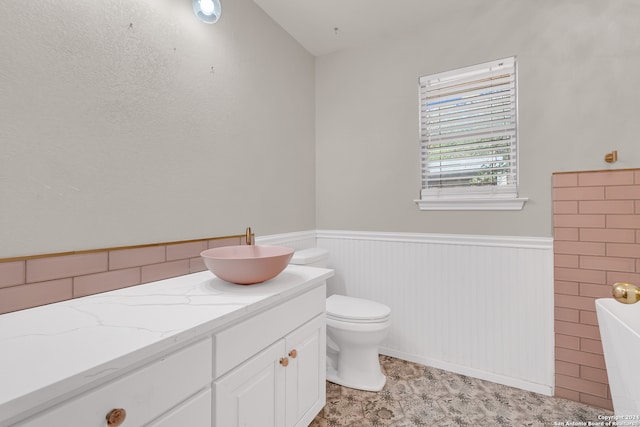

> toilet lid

[
  {"left": 290, "top": 248, "right": 329, "bottom": 265},
  {"left": 326, "top": 295, "right": 391, "bottom": 323}
]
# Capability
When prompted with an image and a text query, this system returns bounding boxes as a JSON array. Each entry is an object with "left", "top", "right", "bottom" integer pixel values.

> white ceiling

[{"left": 252, "top": 0, "right": 483, "bottom": 57}]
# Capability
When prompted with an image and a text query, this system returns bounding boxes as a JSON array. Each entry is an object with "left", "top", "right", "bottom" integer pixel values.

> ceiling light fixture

[{"left": 193, "top": 0, "right": 221, "bottom": 24}]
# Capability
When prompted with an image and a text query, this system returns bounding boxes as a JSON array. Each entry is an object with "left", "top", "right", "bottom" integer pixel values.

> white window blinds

[{"left": 419, "top": 57, "right": 518, "bottom": 200}]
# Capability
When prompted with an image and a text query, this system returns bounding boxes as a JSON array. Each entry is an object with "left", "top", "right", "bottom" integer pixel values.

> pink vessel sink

[{"left": 200, "top": 245, "right": 294, "bottom": 285}]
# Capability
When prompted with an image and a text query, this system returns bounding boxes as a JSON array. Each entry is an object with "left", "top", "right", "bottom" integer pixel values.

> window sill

[{"left": 414, "top": 197, "right": 528, "bottom": 211}]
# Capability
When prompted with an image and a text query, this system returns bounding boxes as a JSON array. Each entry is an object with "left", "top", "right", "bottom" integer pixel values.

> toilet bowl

[
  {"left": 326, "top": 294, "right": 391, "bottom": 391},
  {"left": 290, "top": 248, "right": 392, "bottom": 392}
]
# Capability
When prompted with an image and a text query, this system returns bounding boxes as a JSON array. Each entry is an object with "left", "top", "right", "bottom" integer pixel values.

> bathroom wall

[
  {"left": 315, "top": 0, "right": 640, "bottom": 237},
  {"left": 553, "top": 168, "right": 640, "bottom": 410},
  {"left": 0, "top": 0, "right": 316, "bottom": 259}
]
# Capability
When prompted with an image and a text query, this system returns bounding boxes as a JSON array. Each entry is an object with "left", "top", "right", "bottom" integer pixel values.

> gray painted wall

[
  {"left": 315, "top": 1, "right": 640, "bottom": 237},
  {"left": 0, "top": 0, "right": 316, "bottom": 258},
  {"left": 2, "top": 1, "right": 638, "bottom": 258}
]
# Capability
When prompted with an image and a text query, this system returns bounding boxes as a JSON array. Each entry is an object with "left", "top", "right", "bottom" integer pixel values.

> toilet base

[
  {"left": 326, "top": 316, "right": 391, "bottom": 393},
  {"left": 327, "top": 365, "right": 386, "bottom": 392}
]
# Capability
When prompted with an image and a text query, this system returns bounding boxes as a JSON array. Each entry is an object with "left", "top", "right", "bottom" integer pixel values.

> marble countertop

[{"left": 0, "top": 265, "right": 333, "bottom": 425}]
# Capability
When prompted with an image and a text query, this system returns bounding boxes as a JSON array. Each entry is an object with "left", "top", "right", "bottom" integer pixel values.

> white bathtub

[{"left": 596, "top": 298, "right": 640, "bottom": 424}]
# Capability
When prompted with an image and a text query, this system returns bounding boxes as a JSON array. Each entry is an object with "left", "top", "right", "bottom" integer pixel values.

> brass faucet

[
  {"left": 245, "top": 227, "right": 253, "bottom": 245},
  {"left": 612, "top": 282, "right": 640, "bottom": 304}
]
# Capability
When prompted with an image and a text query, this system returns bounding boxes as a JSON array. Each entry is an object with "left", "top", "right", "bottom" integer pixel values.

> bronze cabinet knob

[
  {"left": 279, "top": 357, "right": 289, "bottom": 367},
  {"left": 288, "top": 349, "right": 297, "bottom": 359},
  {"left": 106, "top": 408, "right": 127, "bottom": 426}
]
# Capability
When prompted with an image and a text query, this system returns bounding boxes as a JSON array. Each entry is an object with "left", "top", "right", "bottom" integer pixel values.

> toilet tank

[{"left": 290, "top": 248, "right": 329, "bottom": 268}]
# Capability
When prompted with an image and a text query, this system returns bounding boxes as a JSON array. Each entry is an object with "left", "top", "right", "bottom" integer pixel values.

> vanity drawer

[
  {"left": 17, "top": 338, "right": 212, "bottom": 427},
  {"left": 215, "top": 285, "right": 325, "bottom": 378},
  {"left": 147, "top": 387, "right": 211, "bottom": 427}
]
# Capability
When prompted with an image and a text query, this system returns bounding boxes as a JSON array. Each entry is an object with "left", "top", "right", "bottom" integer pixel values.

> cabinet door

[
  {"left": 285, "top": 315, "right": 326, "bottom": 427},
  {"left": 215, "top": 340, "right": 286, "bottom": 427}
]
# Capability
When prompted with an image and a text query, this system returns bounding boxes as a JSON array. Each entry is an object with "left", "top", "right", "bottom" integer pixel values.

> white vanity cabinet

[
  {"left": 0, "top": 267, "right": 332, "bottom": 427},
  {"left": 214, "top": 286, "right": 326, "bottom": 427}
]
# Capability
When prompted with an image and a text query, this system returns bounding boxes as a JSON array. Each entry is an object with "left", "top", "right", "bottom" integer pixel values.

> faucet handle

[
  {"left": 612, "top": 282, "right": 640, "bottom": 304},
  {"left": 245, "top": 227, "right": 253, "bottom": 245}
]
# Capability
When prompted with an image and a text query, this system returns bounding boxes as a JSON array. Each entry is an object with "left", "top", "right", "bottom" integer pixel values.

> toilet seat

[{"left": 326, "top": 295, "right": 391, "bottom": 323}]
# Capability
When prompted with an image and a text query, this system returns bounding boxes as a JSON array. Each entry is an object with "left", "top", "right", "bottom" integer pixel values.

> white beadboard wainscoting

[{"left": 316, "top": 230, "right": 555, "bottom": 395}]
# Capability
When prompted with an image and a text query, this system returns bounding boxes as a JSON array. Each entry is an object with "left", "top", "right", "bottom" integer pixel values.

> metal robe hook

[{"left": 604, "top": 150, "right": 618, "bottom": 163}]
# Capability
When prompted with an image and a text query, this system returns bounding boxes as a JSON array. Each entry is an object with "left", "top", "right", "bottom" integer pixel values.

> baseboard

[{"left": 380, "top": 347, "right": 554, "bottom": 396}]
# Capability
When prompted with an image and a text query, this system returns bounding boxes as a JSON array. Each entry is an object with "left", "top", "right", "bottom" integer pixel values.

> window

[{"left": 416, "top": 57, "right": 527, "bottom": 210}]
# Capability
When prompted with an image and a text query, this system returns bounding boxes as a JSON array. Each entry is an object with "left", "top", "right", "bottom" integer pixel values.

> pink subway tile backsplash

[
  {"left": 605, "top": 243, "right": 640, "bottom": 258},
  {"left": 605, "top": 185, "right": 640, "bottom": 200},
  {"left": 0, "top": 279, "right": 73, "bottom": 314},
  {"left": 109, "top": 246, "right": 166, "bottom": 270},
  {"left": 553, "top": 169, "right": 640, "bottom": 409},
  {"left": 606, "top": 214, "right": 640, "bottom": 229},
  {"left": 189, "top": 257, "right": 207, "bottom": 273},
  {"left": 554, "top": 267, "right": 606, "bottom": 284},
  {"left": 555, "top": 307, "right": 579, "bottom": 323},
  {"left": 555, "top": 374, "right": 608, "bottom": 398},
  {"left": 579, "top": 311, "right": 599, "bottom": 326},
  {"left": 555, "top": 320, "right": 601, "bottom": 340},
  {"left": 556, "top": 360, "right": 580, "bottom": 377},
  {"left": 553, "top": 201, "right": 579, "bottom": 214},
  {"left": 166, "top": 241, "right": 208, "bottom": 261},
  {"left": 555, "top": 347, "right": 606, "bottom": 369},
  {"left": 607, "top": 270, "right": 640, "bottom": 284},
  {"left": 554, "top": 241, "right": 606, "bottom": 256},
  {"left": 578, "top": 171, "right": 634, "bottom": 187},
  {"left": 73, "top": 268, "right": 141, "bottom": 298},
  {"left": 555, "top": 280, "right": 579, "bottom": 295},
  {"left": 579, "top": 255, "right": 636, "bottom": 272},
  {"left": 553, "top": 173, "right": 578, "bottom": 187},
  {"left": 0, "top": 234, "right": 246, "bottom": 315},
  {"left": 554, "top": 227, "right": 579, "bottom": 241},
  {"left": 579, "top": 283, "right": 611, "bottom": 299},
  {"left": 579, "top": 366, "right": 608, "bottom": 385},
  {"left": 579, "top": 200, "right": 634, "bottom": 214},
  {"left": 554, "top": 294, "right": 597, "bottom": 312},
  {"left": 26, "top": 253, "right": 108, "bottom": 283},
  {"left": 554, "top": 214, "right": 605, "bottom": 228},
  {"left": 554, "top": 254, "right": 579, "bottom": 268},
  {"left": 141, "top": 260, "right": 190, "bottom": 283},
  {"left": 581, "top": 393, "right": 614, "bottom": 411},
  {"left": 0, "top": 261, "right": 25, "bottom": 288},
  {"left": 555, "top": 387, "right": 580, "bottom": 402},
  {"left": 580, "top": 338, "right": 605, "bottom": 355},
  {"left": 580, "top": 228, "right": 636, "bottom": 243},
  {"left": 555, "top": 333, "right": 580, "bottom": 350},
  {"left": 553, "top": 186, "right": 605, "bottom": 201}
]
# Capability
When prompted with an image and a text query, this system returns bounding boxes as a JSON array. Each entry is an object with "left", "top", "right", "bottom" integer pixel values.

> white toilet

[{"left": 290, "top": 248, "right": 392, "bottom": 392}]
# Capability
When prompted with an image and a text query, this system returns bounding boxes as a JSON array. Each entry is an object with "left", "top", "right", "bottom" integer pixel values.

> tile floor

[{"left": 311, "top": 355, "right": 613, "bottom": 427}]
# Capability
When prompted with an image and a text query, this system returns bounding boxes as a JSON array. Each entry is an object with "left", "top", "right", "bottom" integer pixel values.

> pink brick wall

[
  {"left": 0, "top": 236, "right": 246, "bottom": 315},
  {"left": 553, "top": 168, "right": 640, "bottom": 410}
]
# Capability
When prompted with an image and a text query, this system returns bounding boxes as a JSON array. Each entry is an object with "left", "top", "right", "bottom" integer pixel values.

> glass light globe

[{"left": 193, "top": 0, "right": 221, "bottom": 24}]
